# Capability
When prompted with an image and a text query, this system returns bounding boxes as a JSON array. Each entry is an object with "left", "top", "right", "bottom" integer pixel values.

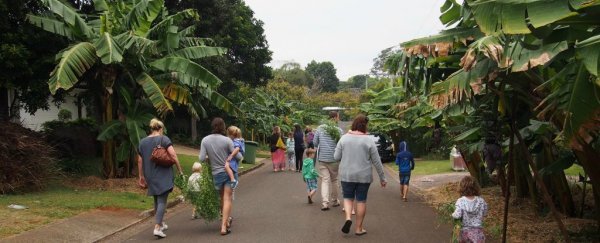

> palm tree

[{"left": 29, "top": 0, "right": 239, "bottom": 178}]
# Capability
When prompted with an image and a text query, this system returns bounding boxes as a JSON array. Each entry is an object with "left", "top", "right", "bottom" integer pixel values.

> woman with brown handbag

[{"left": 137, "top": 118, "right": 183, "bottom": 238}]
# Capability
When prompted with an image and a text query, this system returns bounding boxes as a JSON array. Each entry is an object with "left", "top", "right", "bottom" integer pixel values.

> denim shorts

[
  {"left": 212, "top": 171, "right": 238, "bottom": 190},
  {"left": 305, "top": 178, "right": 318, "bottom": 191},
  {"left": 399, "top": 172, "right": 411, "bottom": 185},
  {"left": 341, "top": 181, "right": 371, "bottom": 202}
]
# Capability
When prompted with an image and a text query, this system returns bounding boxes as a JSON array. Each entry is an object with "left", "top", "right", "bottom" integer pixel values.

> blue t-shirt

[
  {"left": 230, "top": 139, "right": 245, "bottom": 172},
  {"left": 396, "top": 151, "right": 414, "bottom": 173}
]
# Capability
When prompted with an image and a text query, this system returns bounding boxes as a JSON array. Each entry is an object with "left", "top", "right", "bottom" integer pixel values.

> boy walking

[{"left": 303, "top": 148, "right": 319, "bottom": 204}]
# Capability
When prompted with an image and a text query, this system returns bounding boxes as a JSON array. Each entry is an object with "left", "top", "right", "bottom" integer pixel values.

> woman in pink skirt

[{"left": 269, "top": 126, "right": 286, "bottom": 172}]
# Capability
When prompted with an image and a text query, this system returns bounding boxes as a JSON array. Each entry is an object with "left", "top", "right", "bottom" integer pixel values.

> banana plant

[{"left": 29, "top": 0, "right": 239, "bottom": 177}]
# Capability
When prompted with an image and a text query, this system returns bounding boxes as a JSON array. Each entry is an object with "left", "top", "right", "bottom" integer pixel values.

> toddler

[
  {"left": 286, "top": 131, "right": 296, "bottom": 171},
  {"left": 225, "top": 126, "right": 245, "bottom": 189},
  {"left": 452, "top": 176, "right": 488, "bottom": 243},
  {"left": 302, "top": 148, "right": 319, "bottom": 204},
  {"left": 188, "top": 162, "right": 202, "bottom": 219}
]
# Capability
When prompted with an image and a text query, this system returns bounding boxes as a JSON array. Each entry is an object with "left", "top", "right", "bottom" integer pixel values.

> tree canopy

[
  {"left": 165, "top": 0, "right": 273, "bottom": 92},
  {"left": 306, "top": 60, "right": 340, "bottom": 93}
]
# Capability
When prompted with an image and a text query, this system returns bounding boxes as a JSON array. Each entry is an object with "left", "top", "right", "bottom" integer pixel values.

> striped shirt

[{"left": 314, "top": 123, "right": 343, "bottom": 163}]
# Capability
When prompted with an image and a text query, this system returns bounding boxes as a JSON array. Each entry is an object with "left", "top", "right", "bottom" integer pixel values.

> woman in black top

[{"left": 293, "top": 124, "right": 305, "bottom": 172}]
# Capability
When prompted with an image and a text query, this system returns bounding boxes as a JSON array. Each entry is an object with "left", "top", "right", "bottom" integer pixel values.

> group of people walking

[
  {"left": 136, "top": 113, "right": 488, "bottom": 242},
  {"left": 137, "top": 117, "right": 244, "bottom": 238}
]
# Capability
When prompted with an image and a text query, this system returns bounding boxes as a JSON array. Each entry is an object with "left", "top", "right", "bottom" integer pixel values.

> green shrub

[{"left": 57, "top": 109, "right": 72, "bottom": 122}]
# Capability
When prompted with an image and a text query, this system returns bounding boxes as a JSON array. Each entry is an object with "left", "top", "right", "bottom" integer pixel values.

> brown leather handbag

[{"left": 151, "top": 136, "right": 175, "bottom": 167}]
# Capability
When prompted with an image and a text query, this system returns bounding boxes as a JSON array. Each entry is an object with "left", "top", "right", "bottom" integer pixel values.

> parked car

[{"left": 367, "top": 133, "right": 395, "bottom": 162}]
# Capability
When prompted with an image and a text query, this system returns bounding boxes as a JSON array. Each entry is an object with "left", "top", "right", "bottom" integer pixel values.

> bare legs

[
  {"left": 219, "top": 186, "right": 233, "bottom": 234},
  {"left": 343, "top": 199, "right": 367, "bottom": 234},
  {"left": 401, "top": 185, "right": 410, "bottom": 200},
  {"left": 354, "top": 202, "right": 367, "bottom": 233}
]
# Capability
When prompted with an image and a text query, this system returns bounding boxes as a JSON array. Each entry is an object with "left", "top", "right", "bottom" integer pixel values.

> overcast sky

[{"left": 243, "top": 0, "right": 446, "bottom": 81}]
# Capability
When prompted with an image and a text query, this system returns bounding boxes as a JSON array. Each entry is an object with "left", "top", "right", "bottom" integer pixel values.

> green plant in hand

[
  {"left": 174, "top": 162, "right": 221, "bottom": 222},
  {"left": 323, "top": 120, "right": 341, "bottom": 142}
]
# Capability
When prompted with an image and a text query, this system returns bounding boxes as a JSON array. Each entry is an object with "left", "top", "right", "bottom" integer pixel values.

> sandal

[
  {"left": 355, "top": 229, "right": 367, "bottom": 236},
  {"left": 341, "top": 220, "right": 352, "bottom": 234},
  {"left": 403, "top": 198, "right": 408, "bottom": 202},
  {"left": 227, "top": 216, "right": 233, "bottom": 228},
  {"left": 220, "top": 228, "right": 231, "bottom": 236}
]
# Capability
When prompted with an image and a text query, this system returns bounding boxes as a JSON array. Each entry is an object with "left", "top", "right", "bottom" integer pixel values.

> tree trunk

[
  {"left": 191, "top": 117, "right": 198, "bottom": 143},
  {"left": 514, "top": 130, "right": 572, "bottom": 243},
  {"left": 538, "top": 138, "right": 575, "bottom": 217},
  {"left": 0, "top": 87, "right": 9, "bottom": 121},
  {"left": 573, "top": 142, "right": 600, "bottom": 228},
  {"left": 102, "top": 91, "right": 116, "bottom": 178},
  {"left": 461, "top": 150, "right": 483, "bottom": 183}
]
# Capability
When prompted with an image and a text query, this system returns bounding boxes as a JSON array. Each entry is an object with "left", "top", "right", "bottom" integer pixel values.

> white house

[{"left": 7, "top": 89, "right": 88, "bottom": 131}]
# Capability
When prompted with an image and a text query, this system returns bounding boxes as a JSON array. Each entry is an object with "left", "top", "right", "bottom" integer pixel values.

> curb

[{"left": 95, "top": 160, "right": 266, "bottom": 242}]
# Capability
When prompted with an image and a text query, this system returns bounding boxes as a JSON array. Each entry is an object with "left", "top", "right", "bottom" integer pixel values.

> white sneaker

[
  {"left": 160, "top": 222, "right": 168, "bottom": 231},
  {"left": 153, "top": 229, "right": 166, "bottom": 238}
]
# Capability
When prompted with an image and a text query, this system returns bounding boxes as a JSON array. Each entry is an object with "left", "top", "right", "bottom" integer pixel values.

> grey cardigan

[{"left": 334, "top": 133, "right": 387, "bottom": 184}]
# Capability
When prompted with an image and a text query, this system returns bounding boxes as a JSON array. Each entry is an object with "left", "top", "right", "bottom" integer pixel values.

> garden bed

[{"left": 422, "top": 182, "right": 598, "bottom": 242}]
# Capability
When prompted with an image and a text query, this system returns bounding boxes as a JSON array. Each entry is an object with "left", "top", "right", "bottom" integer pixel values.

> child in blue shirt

[
  {"left": 225, "top": 126, "right": 245, "bottom": 189},
  {"left": 395, "top": 141, "right": 414, "bottom": 202}
]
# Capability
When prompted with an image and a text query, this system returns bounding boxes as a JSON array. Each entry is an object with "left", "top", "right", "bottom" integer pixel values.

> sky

[{"left": 243, "top": 0, "right": 446, "bottom": 81}]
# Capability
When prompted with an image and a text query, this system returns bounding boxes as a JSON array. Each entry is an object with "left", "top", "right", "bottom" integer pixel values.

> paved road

[{"left": 114, "top": 161, "right": 452, "bottom": 243}]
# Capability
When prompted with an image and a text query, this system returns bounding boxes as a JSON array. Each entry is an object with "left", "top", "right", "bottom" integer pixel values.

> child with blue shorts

[
  {"left": 302, "top": 148, "right": 319, "bottom": 204},
  {"left": 395, "top": 141, "right": 414, "bottom": 202}
]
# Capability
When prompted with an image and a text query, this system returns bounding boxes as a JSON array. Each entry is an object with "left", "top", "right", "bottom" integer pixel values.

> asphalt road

[{"left": 114, "top": 162, "right": 452, "bottom": 243}]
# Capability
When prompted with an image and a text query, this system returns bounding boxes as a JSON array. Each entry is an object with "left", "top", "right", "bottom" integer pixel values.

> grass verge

[
  {"left": 386, "top": 160, "right": 585, "bottom": 177},
  {"left": 0, "top": 184, "right": 151, "bottom": 238},
  {"left": 0, "top": 153, "right": 266, "bottom": 239}
]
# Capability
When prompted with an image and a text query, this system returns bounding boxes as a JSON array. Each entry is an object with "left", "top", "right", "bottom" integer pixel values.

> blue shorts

[
  {"left": 399, "top": 172, "right": 411, "bottom": 185},
  {"left": 213, "top": 171, "right": 238, "bottom": 190},
  {"left": 341, "top": 181, "right": 371, "bottom": 202},
  {"left": 305, "top": 178, "right": 318, "bottom": 191}
]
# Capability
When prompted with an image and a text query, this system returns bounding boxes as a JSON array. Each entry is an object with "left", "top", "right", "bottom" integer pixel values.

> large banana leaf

[
  {"left": 126, "top": 118, "right": 145, "bottom": 149},
  {"left": 27, "top": 15, "right": 74, "bottom": 40},
  {"left": 576, "top": 35, "right": 600, "bottom": 77},
  {"left": 116, "top": 141, "right": 132, "bottom": 162},
  {"left": 115, "top": 31, "right": 158, "bottom": 54},
  {"left": 470, "top": 0, "right": 577, "bottom": 34},
  {"left": 560, "top": 64, "right": 600, "bottom": 150},
  {"left": 97, "top": 120, "right": 123, "bottom": 141},
  {"left": 150, "top": 57, "right": 223, "bottom": 87},
  {"left": 136, "top": 72, "right": 173, "bottom": 117},
  {"left": 125, "top": 0, "right": 163, "bottom": 36},
  {"left": 170, "top": 46, "right": 227, "bottom": 60},
  {"left": 94, "top": 32, "right": 124, "bottom": 64},
  {"left": 146, "top": 9, "right": 198, "bottom": 38},
  {"left": 509, "top": 41, "right": 568, "bottom": 72},
  {"left": 92, "top": 0, "right": 108, "bottom": 12},
  {"left": 49, "top": 42, "right": 98, "bottom": 94},
  {"left": 401, "top": 27, "right": 484, "bottom": 48},
  {"left": 440, "top": 0, "right": 462, "bottom": 26},
  {"left": 40, "top": 0, "right": 95, "bottom": 38},
  {"left": 196, "top": 87, "right": 242, "bottom": 117}
]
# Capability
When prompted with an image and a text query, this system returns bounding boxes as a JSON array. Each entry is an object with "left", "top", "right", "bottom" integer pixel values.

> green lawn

[
  {"left": 565, "top": 164, "right": 585, "bottom": 177},
  {"left": 0, "top": 184, "right": 152, "bottom": 238},
  {"left": 177, "top": 154, "right": 264, "bottom": 175},
  {"left": 0, "top": 153, "right": 265, "bottom": 239},
  {"left": 386, "top": 160, "right": 586, "bottom": 177},
  {"left": 386, "top": 160, "right": 454, "bottom": 175}
]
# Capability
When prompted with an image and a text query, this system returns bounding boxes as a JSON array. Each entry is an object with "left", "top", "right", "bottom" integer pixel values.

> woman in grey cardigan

[{"left": 334, "top": 115, "right": 387, "bottom": 236}]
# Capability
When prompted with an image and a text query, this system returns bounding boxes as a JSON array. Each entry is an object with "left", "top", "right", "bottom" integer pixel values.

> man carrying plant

[{"left": 314, "top": 111, "right": 343, "bottom": 211}]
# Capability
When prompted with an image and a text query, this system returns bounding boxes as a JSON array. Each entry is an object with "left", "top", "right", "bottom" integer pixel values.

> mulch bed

[{"left": 422, "top": 182, "right": 598, "bottom": 242}]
